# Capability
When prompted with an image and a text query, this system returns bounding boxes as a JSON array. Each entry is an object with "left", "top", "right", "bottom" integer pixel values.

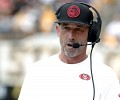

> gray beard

[
  {"left": 64, "top": 47, "right": 80, "bottom": 58},
  {"left": 65, "top": 51, "right": 77, "bottom": 58}
]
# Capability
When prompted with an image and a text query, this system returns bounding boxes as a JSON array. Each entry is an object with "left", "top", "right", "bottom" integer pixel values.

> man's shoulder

[
  {"left": 32, "top": 54, "right": 59, "bottom": 67},
  {"left": 92, "top": 56, "right": 117, "bottom": 77},
  {"left": 93, "top": 58, "right": 118, "bottom": 82},
  {"left": 26, "top": 54, "right": 59, "bottom": 73}
]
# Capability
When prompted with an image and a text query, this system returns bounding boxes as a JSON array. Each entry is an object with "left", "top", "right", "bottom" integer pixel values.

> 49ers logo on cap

[{"left": 67, "top": 5, "right": 80, "bottom": 18}]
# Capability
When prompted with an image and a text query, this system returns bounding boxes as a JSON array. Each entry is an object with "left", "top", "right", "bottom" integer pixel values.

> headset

[{"left": 55, "top": 2, "right": 102, "bottom": 43}]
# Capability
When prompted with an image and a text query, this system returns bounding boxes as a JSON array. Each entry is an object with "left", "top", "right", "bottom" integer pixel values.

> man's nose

[{"left": 68, "top": 31, "right": 75, "bottom": 39}]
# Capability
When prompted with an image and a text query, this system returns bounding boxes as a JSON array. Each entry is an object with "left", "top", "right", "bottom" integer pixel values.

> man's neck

[{"left": 59, "top": 53, "right": 88, "bottom": 64}]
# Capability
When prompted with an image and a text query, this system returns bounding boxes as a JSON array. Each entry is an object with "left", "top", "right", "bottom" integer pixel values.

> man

[{"left": 18, "top": 2, "right": 120, "bottom": 100}]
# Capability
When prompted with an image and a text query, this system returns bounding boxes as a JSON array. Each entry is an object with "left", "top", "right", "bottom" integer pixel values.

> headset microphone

[
  {"left": 72, "top": 38, "right": 100, "bottom": 48},
  {"left": 72, "top": 43, "right": 81, "bottom": 48}
]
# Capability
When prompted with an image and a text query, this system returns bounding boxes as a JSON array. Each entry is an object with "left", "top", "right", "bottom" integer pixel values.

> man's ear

[{"left": 56, "top": 24, "right": 60, "bottom": 37}]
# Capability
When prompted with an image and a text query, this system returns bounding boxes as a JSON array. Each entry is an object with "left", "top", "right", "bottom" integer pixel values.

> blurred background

[{"left": 0, "top": 0, "right": 120, "bottom": 100}]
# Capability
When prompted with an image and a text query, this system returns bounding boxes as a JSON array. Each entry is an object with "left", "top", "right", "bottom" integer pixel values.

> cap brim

[{"left": 55, "top": 21, "right": 90, "bottom": 27}]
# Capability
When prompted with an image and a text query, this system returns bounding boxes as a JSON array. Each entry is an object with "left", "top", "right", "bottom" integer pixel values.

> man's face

[{"left": 56, "top": 22, "right": 89, "bottom": 58}]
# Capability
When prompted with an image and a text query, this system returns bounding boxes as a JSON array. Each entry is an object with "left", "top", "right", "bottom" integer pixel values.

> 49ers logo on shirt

[
  {"left": 67, "top": 5, "right": 80, "bottom": 18},
  {"left": 79, "top": 73, "right": 91, "bottom": 80},
  {"left": 118, "top": 93, "right": 120, "bottom": 98}
]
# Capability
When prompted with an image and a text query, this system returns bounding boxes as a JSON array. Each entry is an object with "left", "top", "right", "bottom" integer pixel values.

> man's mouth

[
  {"left": 67, "top": 44, "right": 73, "bottom": 47},
  {"left": 67, "top": 43, "right": 74, "bottom": 48}
]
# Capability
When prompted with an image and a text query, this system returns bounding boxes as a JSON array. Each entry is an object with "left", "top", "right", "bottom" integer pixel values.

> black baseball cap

[{"left": 55, "top": 2, "right": 93, "bottom": 26}]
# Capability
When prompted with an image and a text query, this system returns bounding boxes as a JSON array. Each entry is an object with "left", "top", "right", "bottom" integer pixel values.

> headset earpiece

[
  {"left": 88, "top": 20, "right": 101, "bottom": 43},
  {"left": 79, "top": 2, "right": 102, "bottom": 43}
]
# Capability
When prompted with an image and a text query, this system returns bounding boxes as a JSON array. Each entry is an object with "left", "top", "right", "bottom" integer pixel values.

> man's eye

[
  {"left": 75, "top": 28, "right": 84, "bottom": 32},
  {"left": 63, "top": 27, "right": 70, "bottom": 30},
  {"left": 75, "top": 28, "right": 81, "bottom": 31}
]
